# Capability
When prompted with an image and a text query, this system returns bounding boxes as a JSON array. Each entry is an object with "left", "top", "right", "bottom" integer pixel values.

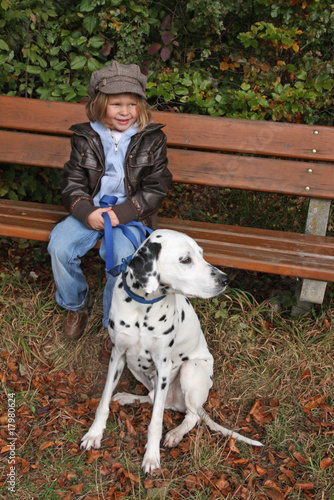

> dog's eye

[{"left": 180, "top": 256, "right": 192, "bottom": 264}]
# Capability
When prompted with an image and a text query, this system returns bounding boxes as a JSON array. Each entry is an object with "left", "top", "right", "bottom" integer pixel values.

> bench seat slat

[
  {"left": 1, "top": 95, "right": 333, "bottom": 161},
  {"left": 1, "top": 130, "right": 333, "bottom": 198},
  {"left": 1, "top": 200, "right": 333, "bottom": 282}
]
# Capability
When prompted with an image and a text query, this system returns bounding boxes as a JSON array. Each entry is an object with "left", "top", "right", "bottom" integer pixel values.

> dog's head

[{"left": 127, "top": 229, "right": 228, "bottom": 299}]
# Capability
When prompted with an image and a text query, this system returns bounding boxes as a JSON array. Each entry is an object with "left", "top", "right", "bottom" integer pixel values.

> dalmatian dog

[{"left": 81, "top": 229, "right": 263, "bottom": 474}]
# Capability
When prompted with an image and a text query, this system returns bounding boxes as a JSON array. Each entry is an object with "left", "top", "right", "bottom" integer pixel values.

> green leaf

[
  {"left": 296, "top": 70, "right": 307, "bottom": 81},
  {"left": 79, "top": 0, "right": 96, "bottom": 13},
  {"left": 70, "top": 56, "right": 87, "bottom": 70},
  {"left": 83, "top": 16, "right": 98, "bottom": 35},
  {"left": 0, "top": 39, "right": 9, "bottom": 50},
  {"left": 129, "top": 1, "right": 143, "bottom": 12},
  {"left": 87, "top": 57, "right": 100, "bottom": 72},
  {"left": 26, "top": 65, "right": 41, "bottom": 74},
  {"left": 89, "top": 35, "right": 104, "bottom": 48}
]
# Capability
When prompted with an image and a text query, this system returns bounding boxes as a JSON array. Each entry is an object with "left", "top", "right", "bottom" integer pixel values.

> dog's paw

[
  {"left": 141, "top": 451, "right": 161, "bottom": 474},
  {"left": 80, "top": 428, "right": 104, "bottom": 450},
  {"left": 164, "top": 429, "right": 183, "bottom": 448},
  {"left": 112, "top": 392, "right": 137, "bottom": 405}
]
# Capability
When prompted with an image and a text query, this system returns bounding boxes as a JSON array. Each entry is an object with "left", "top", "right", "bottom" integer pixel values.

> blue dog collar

[{"left": 121, "top": 257, "right": 165, "bottom": 305}]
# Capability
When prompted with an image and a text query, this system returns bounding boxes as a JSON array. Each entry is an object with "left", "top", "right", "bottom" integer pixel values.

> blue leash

[{"left": 100, "top": 195, "right": 153, "bottom": 276}]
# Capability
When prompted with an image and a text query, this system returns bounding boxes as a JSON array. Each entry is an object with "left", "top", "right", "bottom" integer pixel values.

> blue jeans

[{"left": 48, "top": 215, "right": 145, "bottom": 328}]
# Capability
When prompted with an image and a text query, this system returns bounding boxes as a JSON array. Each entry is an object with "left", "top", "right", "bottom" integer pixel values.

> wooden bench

[{"left": 1, "top": 95, "right": 334, "bottom": 313}]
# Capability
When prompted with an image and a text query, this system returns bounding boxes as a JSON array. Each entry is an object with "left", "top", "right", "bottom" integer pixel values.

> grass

[
  {"left": 0, "top": 188, "right": 334, "bottom": 499},
  {"left": 1, "top": 257, "right": 333, "bottom": 499}
]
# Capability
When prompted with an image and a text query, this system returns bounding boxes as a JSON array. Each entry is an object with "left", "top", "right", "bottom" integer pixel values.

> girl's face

[{"left": 104, "top": 93, "right": 138, "bottom": 131}]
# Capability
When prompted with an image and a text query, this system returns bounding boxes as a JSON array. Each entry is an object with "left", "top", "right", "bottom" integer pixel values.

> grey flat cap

[{"left": 88, "top": 61, "right": 147, "bottom": 99}]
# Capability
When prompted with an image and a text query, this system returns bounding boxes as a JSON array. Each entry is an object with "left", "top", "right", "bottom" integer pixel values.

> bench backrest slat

[
  {"left": 1, "top": 130, "right": 333, "bottom": 199},
  {"left": 1, "top": 95, "right": 333, "bottom": 162}
]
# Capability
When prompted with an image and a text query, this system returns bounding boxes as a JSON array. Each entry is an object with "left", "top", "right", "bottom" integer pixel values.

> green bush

[
  {"left": 0, "top": 0, "right": 333, "bottom": 202},
  {"left": 0, "top": 0, "right": 333, "bottom": 123}
]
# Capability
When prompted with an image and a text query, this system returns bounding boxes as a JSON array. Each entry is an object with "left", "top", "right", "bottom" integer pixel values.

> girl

[{"left": 48, "top": 61, "right": 172, "bottom": 361}]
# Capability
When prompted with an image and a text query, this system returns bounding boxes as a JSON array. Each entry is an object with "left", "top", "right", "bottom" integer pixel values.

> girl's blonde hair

[{"left": 85, "top": 92, "right": 152, "bottom": 132}]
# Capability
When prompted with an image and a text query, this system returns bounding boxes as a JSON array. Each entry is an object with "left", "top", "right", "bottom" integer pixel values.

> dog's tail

[{"left": 198, "top": 408, "right": 263, "bottom": 447}]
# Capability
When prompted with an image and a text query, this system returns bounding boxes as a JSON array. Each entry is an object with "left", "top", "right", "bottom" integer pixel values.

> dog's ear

[{"left": 128, "top": 241, "right": 162, "bottom": 294}]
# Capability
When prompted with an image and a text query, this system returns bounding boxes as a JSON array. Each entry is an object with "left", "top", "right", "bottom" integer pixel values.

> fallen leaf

[
  {"left": 229, "top": 438, "right": 240, "bottom": 454},
  {"left": 21, "top": 458, "right": 30, "bottom": 473},
  {"left": 320, "top": 456, "right": 333, "bottom": 470},
  {"left": 125, "top": 418, "right": 136, "bottom": 435},
  {"left": 215, "top": 477, "right": 230, "bottom": 490},
  {"left": 66, "top": 472, "right": 77, "bottom": 481},
  {"left": 170, "top": 448, "right": 181, "bottom": 459},
  {"left": 264, "top": 488, "right": 284, "bottom": 500},
  {"left": 143, "top": 478, "right": 154, "bottom": 489},
  {"left": 7, "top": 361, "right": 17, "bottom": 372},
  {"left": 302, "top": 396, "right": 326, "bottom": 412},
  {"left": 183, "top": 474, "right": 196, "bottom": 489},
  {"left": 1, "top": 445, "right": 11, "bottom": 454},
  {"left": 69, "top": 484, "right": 84, "bottom": 494},
  {"left": 86, "top": 449, "right": 102, "bottom": 463},
  {"left": 255, "top": 464, "right": 268, "bottom": 476},
  {"left": 293, "top": 452, "right": 308, "bottom": 464},
  {"left": 39, "top": 441, "right": 54, "bottom": 451},
  {"left": 295, "top": 482, "right": 314, "bottom": 491}
]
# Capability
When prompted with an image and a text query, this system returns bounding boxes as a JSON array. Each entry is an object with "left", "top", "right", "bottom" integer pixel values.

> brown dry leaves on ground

[
  {"left": 1, "top": 349, "right": 333, "bottom": 499},
  {"left": 0, "top": 238, "right": 333, "bottom": 499}
]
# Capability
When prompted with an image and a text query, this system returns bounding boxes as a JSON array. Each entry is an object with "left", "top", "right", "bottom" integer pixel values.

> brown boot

[
  {"left": 99, "top": 335, "right": 113, "bottom": 364},
  {"left": 64, "top": 308, "right": 88, "bottom": 340}
]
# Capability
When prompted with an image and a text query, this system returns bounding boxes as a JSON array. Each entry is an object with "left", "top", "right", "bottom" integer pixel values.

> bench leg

[
  {"left": 292, "top": 279, "right": 328, "bottom": 316},
  {"left": 291, "top": 198, "right": 331, "bottom": 316}
]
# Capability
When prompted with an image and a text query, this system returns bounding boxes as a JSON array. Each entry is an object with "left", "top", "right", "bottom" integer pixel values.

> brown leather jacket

[{"left": 61, "top": 122, "right": 172, "bottom": 230}]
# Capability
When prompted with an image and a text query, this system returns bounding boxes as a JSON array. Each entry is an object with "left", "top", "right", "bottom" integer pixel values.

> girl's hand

[{"left": 87, "top": 207, "right": 112, "bottom": 230}]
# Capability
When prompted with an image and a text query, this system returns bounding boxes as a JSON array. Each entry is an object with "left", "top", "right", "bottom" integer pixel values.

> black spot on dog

[
  {"left": 161, "top": 382, "right": 167, "bottom": 390},
  {"left": 125, "top": 297, "right": 132, "bottom": 302},
  {"left": 118, "top": 281, "right": 123, "bottom": 289},
  {"left": 148, "top": 326, "right": 155, "bottom": 331},
  {"left": 156, "top": 235, "right": 162, "bottom": 238},
  {"left": 179, "top": 353, "right": 183, "bottom": 357},
  {"left": 146, "top": 305, "right": 152, "bottom": 314},
  {"left": 159, "top": 315, "right": 166, "bottom": 322},
  {"left": 181, "top": 310, "right": 185, "bottom": 322},
  {"left": 142, "top": 366, "right": 149, "bottom": 370},
  {"left": 182, "top": 356, "right": 189, "bottom": 362},
  {"left": 114, "top": 370, "right": 119, "bottom": 382},
  {"left": 135, "top": 322, "right": 139, "bottom": 328},
  {"left": 169, "top": 339, "right": 174, "bottom": 348},
  {"left": 109, "top": 319, "right": 114, "bottom": 329},
  {"left": 145, "top": 350, "right": 149, "bottom": 354},
  {"left": 163, "top": 325, "right": 175, "bottom": 335},
  {"left": 144, "top": 262, "right": 153, "bottom": 273},
  {"left": 129, "top": 242, "right": 162, "bottom": 287},
  {"left": 186, "top": 298, "right": 191, "bottom": 305},
  {"left": 163, "top": 357, "right": 167, "bottom": 362}
]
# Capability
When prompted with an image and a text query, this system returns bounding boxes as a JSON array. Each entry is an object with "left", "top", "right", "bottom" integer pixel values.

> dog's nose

[{"left": 218, "top": 274, "right": 229, "bottom": 287}]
